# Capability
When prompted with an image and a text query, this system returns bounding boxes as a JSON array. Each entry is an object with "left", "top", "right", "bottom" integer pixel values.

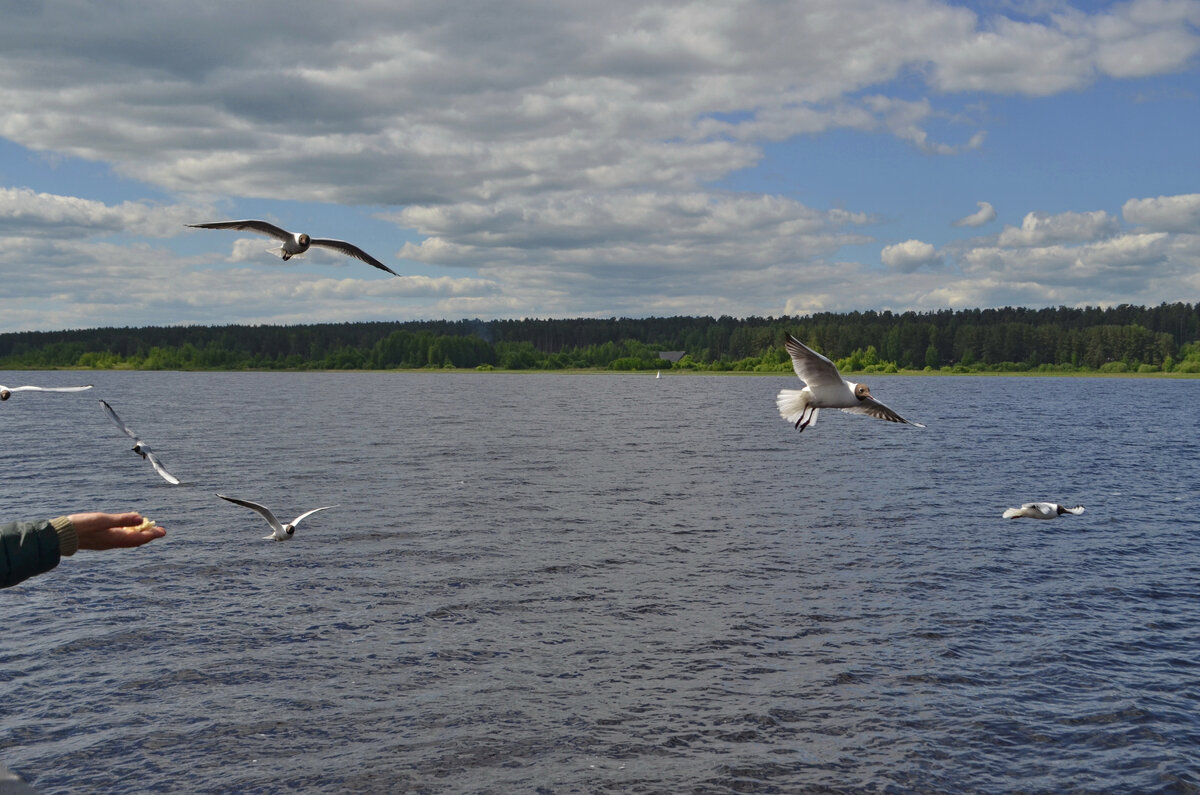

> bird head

[
  {"left": 284, "top": 525, "right": 296, "bottom": 537},
  {"left": 854, "top": 383, "right": 871, "bottom": 400},
  {"left": 298, "top": 233, "right": 310, "bottom": 246},
  {"left": 0, "top": 389, "right": 10, "bottom": 401}
]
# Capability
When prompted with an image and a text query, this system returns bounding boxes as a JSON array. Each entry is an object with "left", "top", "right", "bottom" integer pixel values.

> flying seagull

[
  {"left": 217, "top": 494, "right": 336, "bottom": 541},
  {"left": 99, "top": 399, "right": 181, "bottom": 485},
  {"left": 187, "top": 219, "right": 399, "bottom": 276},
  {"left": 1002, "top": 502, "right": 1085, "bottom": 519},
  {"left": 776, "top": 334, "right": 924, "bottom": 432},
  {"left": 1, "top": 384, "right": 92, "bottom": 401}
]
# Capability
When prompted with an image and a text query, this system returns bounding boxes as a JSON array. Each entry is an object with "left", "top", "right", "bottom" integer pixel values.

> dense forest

[{"left": 2, "top": 303, "right": 1199, "bottom": 374}]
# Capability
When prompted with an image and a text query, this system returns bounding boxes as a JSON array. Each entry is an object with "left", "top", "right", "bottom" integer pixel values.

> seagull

[
  {"left": 99, "top": 399, "right": 181, "bottom": 485},
  {"left": 1002, "top": 502, "right": 1085, "bottom": 519},
  {"left": 776, "top": 334, "right": 924, "bottom": 432},
  {"left": 217, "top": 494, "right": 336, "bottom": 541},
  {"left": 187, "top": 219, "right": 399, "bottom": 276},
  {"left": 1, "top": 384, "right": 92, "bottom": 401}
]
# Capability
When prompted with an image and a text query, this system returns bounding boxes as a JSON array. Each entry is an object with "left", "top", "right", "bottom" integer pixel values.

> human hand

[{"left": 67, "top": 512, "right": 167, "bottom": 550}]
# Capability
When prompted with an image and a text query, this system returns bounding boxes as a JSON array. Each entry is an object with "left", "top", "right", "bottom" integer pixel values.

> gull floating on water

[
  {"left": 1002, "top": 502, "right": 1085, "bottom": 519},
  {"left": 99, "top": 400, "right": 181, "bottom": 485},
  {"left": 187, "top": 219, "right": 399, "bottom": 276},
  {"left": 1, "top": 384, "right": 92, "bottom": 401},
  {"left": 776, "top": 334, "right": 924, "bottom": 432},
  {"left": 217, "top": 494, "right": 336, "bottom": 541}
]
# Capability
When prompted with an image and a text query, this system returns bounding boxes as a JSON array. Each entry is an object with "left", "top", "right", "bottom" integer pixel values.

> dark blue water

[{"left": 2, "top": 371, "right": 1198, "bottom": 793}]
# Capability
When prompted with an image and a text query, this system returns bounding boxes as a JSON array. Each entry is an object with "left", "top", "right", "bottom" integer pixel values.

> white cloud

[
  {"left": 1, "top": 2, "right": 1198, "bottom": 329},
  {"left": 953, "top": 201, "right": 998, "bottom": 228},
  {"left": 0, "top": 232, "right": 499, "bottom": 332},
  {"left": 930, "top": 0, "right": 1200, "bottom": 95},
  {"left": 2, "top": 0, "right": 1193, "bottom": 208},
  {"left": 958, "top": 232, "right": 1179, "bottom": 300},
  {"left": 996, "top": 210, "right": 1120, "bottom": 247},
  {"left": 392, "top": 191, "right": 874, "bottom": 279},
  {"left": 1122, "top": 193, "right": 1200, "bottom": 232},
  {"left": 881, "top": 239, "right": 943, "bottom": 272},
  {"left": 862, "top": 96, "right": 989, "bottom": 155},
  {"left": 0, "top": 187, "right": 203, "bottom": 238}
]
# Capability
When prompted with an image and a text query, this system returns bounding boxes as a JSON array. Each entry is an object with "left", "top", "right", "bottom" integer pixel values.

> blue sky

[{"left": 1, "top": 0, "right": 1198, "bottom": 333}]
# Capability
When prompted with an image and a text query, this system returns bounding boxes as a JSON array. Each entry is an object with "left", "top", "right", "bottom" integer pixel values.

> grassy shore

[{"left": 7, "top": 365, "right": 1199, "bottom": 378}]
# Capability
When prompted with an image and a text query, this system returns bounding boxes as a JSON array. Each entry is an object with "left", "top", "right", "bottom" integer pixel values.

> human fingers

[
  {"left": 67, "top": 511, "right": 144, "bottom": 533},
  {"left": 80, "top": 523, "right": 166, "bottom": 550}
]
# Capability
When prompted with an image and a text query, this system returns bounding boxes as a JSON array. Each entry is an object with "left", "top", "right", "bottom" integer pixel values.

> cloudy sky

[{"left": 1, "top": 0, "right": 1198, "bottom": 333}]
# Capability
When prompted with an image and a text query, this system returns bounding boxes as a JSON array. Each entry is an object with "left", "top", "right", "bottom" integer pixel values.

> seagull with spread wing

[
  {"left": 1002, "top": 502, "right": 1085, "bottom": 519},
  {"left": 776, "top": 334, "right": 924, "bottom": 432},
  {"left": 1, "top": 384, "right": 92, "bottom": 401},
  {"left": 217, "top": 494, "right": 336, "bottom": 541},
  {"left": 187, "top": 219, "right": 399, "bottom": 276},
  {"left": 99, "top": 400, "right": 181, "bottom": 485}
]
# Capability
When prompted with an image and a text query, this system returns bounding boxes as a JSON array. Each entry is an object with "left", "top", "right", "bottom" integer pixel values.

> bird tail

[
  {"left": 777, "top": 389, "right": 819, "bottom": 432},
  {"left": 268, "top": 245, "right": 293, "bottom": 261},
  {"left": 1002, "top": 507, "right": 1022, "bottom": 519},
  {"left": 1064, "top": 505, "right": 1085, "bottom": 515}
]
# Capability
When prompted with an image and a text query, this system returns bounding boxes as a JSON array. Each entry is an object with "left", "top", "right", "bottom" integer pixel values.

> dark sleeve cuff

[{"left": 51, "top": 516, "right": 78, "bottom": 556}]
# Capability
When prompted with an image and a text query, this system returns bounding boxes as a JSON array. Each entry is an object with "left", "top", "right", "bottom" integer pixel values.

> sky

[{"left": 1, "top": 0, "right": 1198, "bottom": 333}]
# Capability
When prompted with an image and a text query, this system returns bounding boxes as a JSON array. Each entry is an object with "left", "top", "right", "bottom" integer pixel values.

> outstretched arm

[{"left": 2, "top": 513, "right": 165, "bottom": 588}]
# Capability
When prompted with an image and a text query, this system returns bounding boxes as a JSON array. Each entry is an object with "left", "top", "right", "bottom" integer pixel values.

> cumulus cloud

[
  {"left": 1122, "top": 193, "right": 1200, "bottom": 232},
  {"left": 0, "top": 231, "right": 500, "bottom": 331},
  {"left": 929, "top": 1, "right": 1200, "bottom": 95},
  {"left": 1, "top": 3, "right": 1199, "bottom": 329},
  {"left": 391, "top": 191, "right": 874, "bottom": 278},
  {"left": 962, "top": 233, "right": 1171, "bottom": 281},
  {"left": 996, "top": 210, "right": 1119, "bottom": 247},
  {"left": 862, "top": 96, "right": 989, "bottom": 155},
  {"left": 1, "top": 0, "right": 1194, "bottom": 206},
  {"left": 881, "top": 239, "right": 943, "bottom": 272},
  {"left": 953, "top": 201, "right": 997, "bottom": 228},
  {"left": 0, "top": 187, "right": 203, "bottom": 238}
]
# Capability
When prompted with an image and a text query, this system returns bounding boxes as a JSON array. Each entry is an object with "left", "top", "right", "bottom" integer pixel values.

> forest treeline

[{"left": 2, "top": 303, "right": 1199, "bottom": 374}]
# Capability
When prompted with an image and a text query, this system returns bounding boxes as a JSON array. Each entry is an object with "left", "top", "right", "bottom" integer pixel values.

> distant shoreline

[{"left": 5, "top": 365, "right": 1198, "bottom": 379}]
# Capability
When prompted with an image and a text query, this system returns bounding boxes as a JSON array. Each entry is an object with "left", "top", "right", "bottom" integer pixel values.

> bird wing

[
  {"left": 840, "top": 397, "right": 925, "bottom": 426},
  {"left": 11, "top": 385, "right": 93, "bottom": 393},
  {"left": 784, "top": 334, "right": 844, "bottom": 387},
  {"left": 144, "top": 450, "right": 181, "bottom": 485},
  {"left": 99, "top": 400, "right": 140, "bottom": 441},
  {"left": 309, "top": 238, "right": 399, "bottom": 276},
  {"left": 289, "top": 505, "right": 337, "bottom": 529},
  {"left": 217, "top": 494, "right": 284, "bottom": 533},
  {"left": 188, "top": 220, "right": 294, "bottom": 242}
]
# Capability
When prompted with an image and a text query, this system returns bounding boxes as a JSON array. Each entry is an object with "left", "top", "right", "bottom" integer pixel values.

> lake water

[{"left": 1, "top": 370, "right": 1198, "bottom": 793}]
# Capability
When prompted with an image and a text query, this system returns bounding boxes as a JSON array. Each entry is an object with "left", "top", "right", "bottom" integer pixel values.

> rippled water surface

[{"left": 2, "top": 370, "right": 1198, "bottom": 793}]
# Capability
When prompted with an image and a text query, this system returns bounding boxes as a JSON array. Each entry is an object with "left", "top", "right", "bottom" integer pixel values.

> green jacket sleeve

[{"left": 1, "top": 517, "right": 77, "bottom": 588}]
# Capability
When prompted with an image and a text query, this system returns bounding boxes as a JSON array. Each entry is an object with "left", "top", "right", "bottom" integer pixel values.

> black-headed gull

[
  {"left": 187, "top": 219, "right": 399, "bottom": 276},
  {"left": 1002, "top": 502, "right": 1085, "bottom": 519},
  {"left": 99, "top": 400, "right": 181, "bottom": 485},
  {"left": 217, "top": 494, "right": 336, "bottom": 541},
  {"left": 1, "top": 384, "right": 92, "bottom": 401},
  {"left": 776, "top": 334, "right": 924, "bottom": 432}
]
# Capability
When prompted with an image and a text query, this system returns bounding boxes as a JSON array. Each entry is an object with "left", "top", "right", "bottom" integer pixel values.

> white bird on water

[
  {"left": 776, "top": 334, "right": 924, "bottom": 432},
  {"left": 1002, "top": 502, "right": 1085, "bottom": 519},
  {"left": 1, "top": 384, "right": 92, "bottom": 401},
  {"left": 99, "top": 400, "right": 181, "bottom": 484},
  {"left": 217, "top": 494, "right": 336, "bottom": 541},
  {"left": 187, "top": 219, "right": 400, "bottom": 276}
]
